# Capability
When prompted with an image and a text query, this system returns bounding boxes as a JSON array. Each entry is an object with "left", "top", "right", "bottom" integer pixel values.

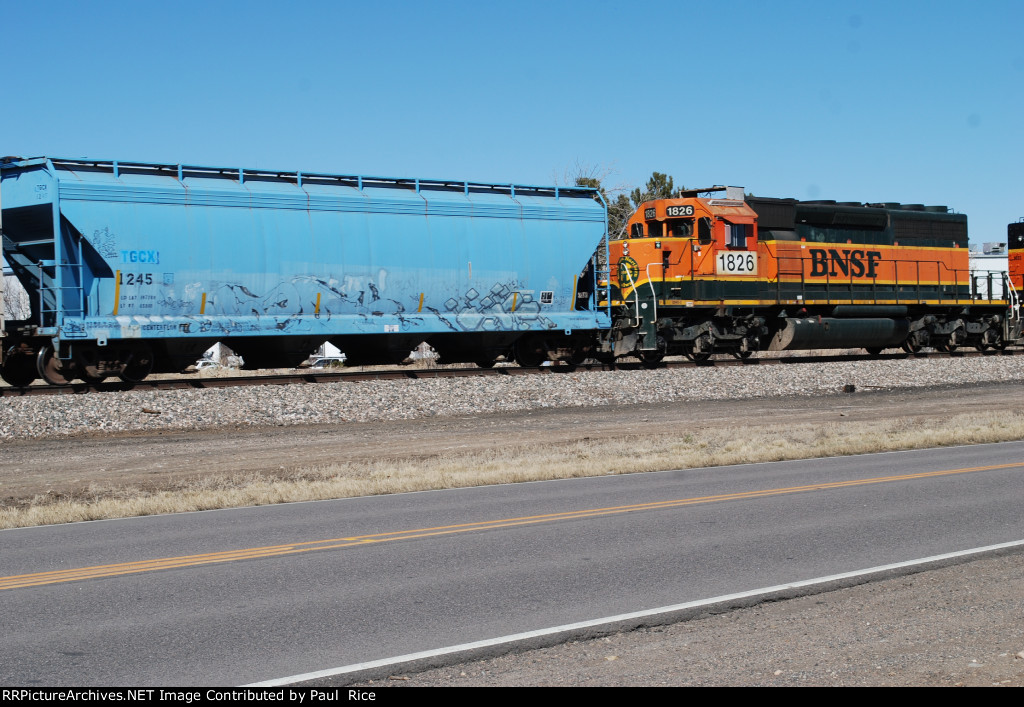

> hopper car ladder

[{"left": 1, "top": 223, "right": 86, "bottom": 332}]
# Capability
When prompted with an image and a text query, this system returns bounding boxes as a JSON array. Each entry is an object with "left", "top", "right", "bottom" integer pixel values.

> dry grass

[{"left": 3, "top": 409, "right": 1024, "bottom": 530}]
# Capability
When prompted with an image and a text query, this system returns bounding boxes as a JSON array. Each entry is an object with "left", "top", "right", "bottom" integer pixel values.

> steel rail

[{"left": 0, "top": 348, "right": 1018, "bottom": 398}]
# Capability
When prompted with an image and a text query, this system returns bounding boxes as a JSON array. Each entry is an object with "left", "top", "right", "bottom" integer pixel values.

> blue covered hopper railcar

[{"left": 0, "top": 157, "right": 610, "bottom": 385}]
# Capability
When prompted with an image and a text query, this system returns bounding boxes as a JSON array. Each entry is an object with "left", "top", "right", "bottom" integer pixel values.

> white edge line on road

[{"left": 244, "top": 538, "right": 1024, "bottom": 687}]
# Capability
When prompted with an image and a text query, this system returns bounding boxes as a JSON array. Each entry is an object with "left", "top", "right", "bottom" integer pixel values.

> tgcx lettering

[
  {"left": 121, "top": 250, "right": 160, "bottom": 264},
  {"left": 809, "top": 248, "right": 881, "bottom": 278}
]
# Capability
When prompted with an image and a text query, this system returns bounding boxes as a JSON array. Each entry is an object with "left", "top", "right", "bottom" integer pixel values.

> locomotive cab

[
  {"left": 612, "top": 186, "right": 759, "bottom": 297},
  {"left": 605, "top": 186, "right": 764, "bottom": 360}
]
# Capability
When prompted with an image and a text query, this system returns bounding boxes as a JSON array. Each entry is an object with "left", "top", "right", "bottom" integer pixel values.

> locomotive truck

[{"left": 1, "top": 156, "right": 1021, "bottom": 387}]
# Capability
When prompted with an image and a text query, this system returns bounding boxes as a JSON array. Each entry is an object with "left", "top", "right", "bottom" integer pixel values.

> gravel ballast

[{"left": 2, "top": 356, "right": 1024, "bottom": 440}]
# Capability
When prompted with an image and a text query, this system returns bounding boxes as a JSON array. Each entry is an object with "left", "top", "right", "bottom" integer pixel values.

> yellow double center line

[{"left": 2, "top": 461, "right": 1020, "bottom": 592}]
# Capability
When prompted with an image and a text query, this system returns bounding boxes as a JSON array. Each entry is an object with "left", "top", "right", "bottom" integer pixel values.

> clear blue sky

[{"left": 1, "top": 0, "right": 1021, "bottom": 243}]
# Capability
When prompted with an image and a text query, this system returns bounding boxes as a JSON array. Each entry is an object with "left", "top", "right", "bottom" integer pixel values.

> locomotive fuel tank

[{"left": 768, "top": 317, "right": 909, "bottom": 351}]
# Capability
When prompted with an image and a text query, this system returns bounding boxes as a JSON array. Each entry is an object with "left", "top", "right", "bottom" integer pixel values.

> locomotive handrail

[
  {"left": 645, "top": 262, "right": 664, "bottom": 324},
  {"left": 765, "top": 251, "right": 978, "bottom": 305},
  {"left": 622, "top": 262, "right": 642, "bottom": 327},
  {"left": 1008, "top": 276, "right": 1020, "bottom": 321},
  {"left": 968, "top": 270, "right": 1007, "bottom": 301}
]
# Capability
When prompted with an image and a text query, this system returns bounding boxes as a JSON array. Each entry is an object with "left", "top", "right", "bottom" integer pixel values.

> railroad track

[{"left": 0, "top": 348, "right": 1018, "bottom": 398}]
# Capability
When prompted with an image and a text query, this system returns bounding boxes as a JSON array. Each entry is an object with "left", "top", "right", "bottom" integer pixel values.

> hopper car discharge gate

[{"left": 0, "top": 157, "right": 611, "bottom": 386}]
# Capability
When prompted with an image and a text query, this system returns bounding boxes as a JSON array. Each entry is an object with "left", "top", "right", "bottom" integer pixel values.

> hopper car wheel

[
  {"left": 118, "top": 345, "right": 154, "bottom": 383},
  {"left": 568, "top": 348, "right": 589, "bottom": 366},
  {"left": 514, "top": 351, "right": 545, "bottom": 368},
  {"left": 1, "top": 351, "right": 38, "bottom": 388},
  {"left": 513, "top": 336, "right": 546, "bottom": 368},
  {"left": 732, "top": 351, "right": 754, "bottom": 360},
  {"left": 935, "top": 342, "right": 957, "bottom": 353},
  {"left": 901, "top": 341, "right": 922, "bottom": 354},
  {"left": 37, "top": 345, "right": 75, "bottom": 386}
]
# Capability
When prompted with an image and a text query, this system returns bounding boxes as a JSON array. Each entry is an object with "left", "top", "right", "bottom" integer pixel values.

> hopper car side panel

[{"left": 0, "top": 158, "right": 610, "bottom": 383}]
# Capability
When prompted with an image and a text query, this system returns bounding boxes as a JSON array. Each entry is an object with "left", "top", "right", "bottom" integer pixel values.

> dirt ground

[{"left": 2, "top": 380, "right": 1020, "bottom": 508}]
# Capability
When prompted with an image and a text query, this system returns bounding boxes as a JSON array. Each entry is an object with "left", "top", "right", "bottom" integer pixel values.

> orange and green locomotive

[{"left": 600, "top": 187, "right": 1022, "bottom": 361}]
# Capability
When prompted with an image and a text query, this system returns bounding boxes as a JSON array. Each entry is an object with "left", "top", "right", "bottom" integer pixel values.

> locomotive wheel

[
  {"left": 988, "top": 332, "right": 1006, "bottom": 351},
  {"left": 36, "top": 345, "right": 75, "bottom": 386},
  {"left": 865, "top": 347, "right": 884, "bottom": 356},
  {"left": 118, "top": 345, "right": 155, "bottom": 383},
  {"left": 901, "top": 340, "right": 922, "bottom": 354},
  {"left": 474, "top": 359, "right": 496, "bottom": 369},
  {"left": 682, "top": 347, "right": 711, "bottom": 362},
  {"left": 935, "top": 342, "right": 957, "bottom": 353},
  {"left": 732, "top": 351, "right": 754, "bottom": 360},
  {"left": 0, "top": 350, "right": 38, "bottom": 388},
  {"left": 639, "top": 351, "right": 664, "bottom": 366}
]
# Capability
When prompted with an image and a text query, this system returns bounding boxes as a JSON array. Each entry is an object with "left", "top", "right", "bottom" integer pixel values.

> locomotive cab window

[
  {"left": 630, "top": 222, "right": 644, "bottom": 238},
  {"left": 725, "top": 222, "right": 751, "bottom": 249},
  {"left": 647, "top": 221, "right": 664, "bottom": 239},
  {"left": 697, "top": 217, "right": 713, "bottom": 245},
  {"left": 668, "top": 219, "right": 694, "bottom": 238}
]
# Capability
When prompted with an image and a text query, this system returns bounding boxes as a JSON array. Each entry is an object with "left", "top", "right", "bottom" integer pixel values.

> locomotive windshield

[{"left": 668, "top": 219, "right": 694, "bottom": 238}]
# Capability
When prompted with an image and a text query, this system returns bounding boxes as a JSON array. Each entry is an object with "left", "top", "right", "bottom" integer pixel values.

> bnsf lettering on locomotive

[{"left": 808, "top": 248, "right": 882, "bottom": 278}]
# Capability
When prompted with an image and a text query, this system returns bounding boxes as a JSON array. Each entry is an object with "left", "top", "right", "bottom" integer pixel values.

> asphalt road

[{"left": 2, "top": 440, "right": 1023, "bottom": 686}]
